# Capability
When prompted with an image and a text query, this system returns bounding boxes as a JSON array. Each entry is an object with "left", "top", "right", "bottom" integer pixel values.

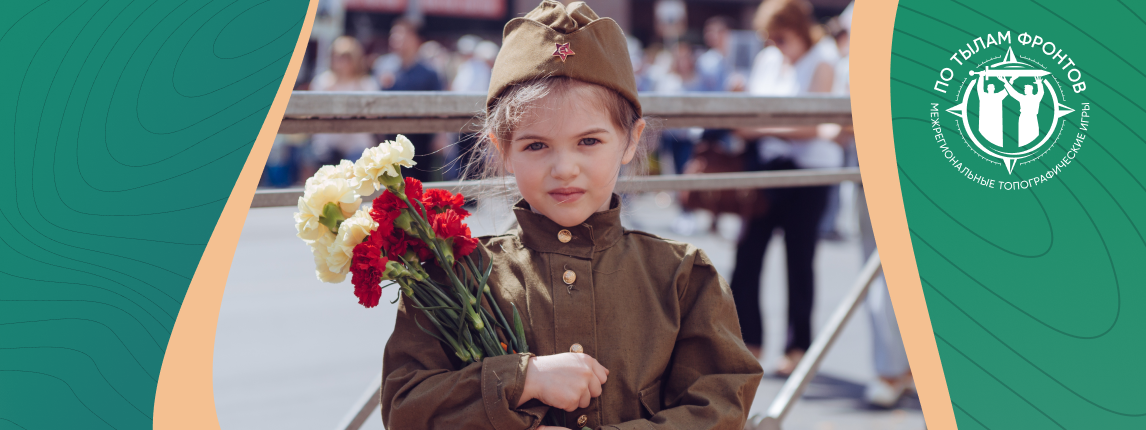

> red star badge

[{"left": 552, "top": 43, "right": 575, "bottom": 62}]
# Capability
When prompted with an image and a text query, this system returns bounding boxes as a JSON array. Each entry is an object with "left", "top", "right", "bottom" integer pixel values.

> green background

[
  {"left": 891, "top": 0, "right": 1146, "bottom": 428},
  {"left": 0, "top": 0, "right": 307, "bottom": 428}
]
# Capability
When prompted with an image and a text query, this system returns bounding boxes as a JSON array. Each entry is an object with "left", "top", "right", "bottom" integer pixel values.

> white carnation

[
  {"left": 326, "top": 209, "right": 377, "bottom": 275},
  {"left": 294, "top": 177, "right": 360, "bottom": 241},
  {"left": 309, "top": 232, "right": 345, "bottom": 283},
  {"left": 352, "top": 145, "right": 394, "bottom": 195},
  {"left": 310, "top": 159, "right": 355, "bottom": 184},
  {"left": 294, "top": 197, "right": 324, "bottom": 241},
  {"left": 392, "top": 135, "right": 417, "bottom": 169},
  {"left": 352, "top": 136, "right": 418, "bottom": 194}
]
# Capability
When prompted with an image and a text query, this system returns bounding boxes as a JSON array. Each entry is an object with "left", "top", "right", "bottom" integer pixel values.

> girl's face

[{"left": 503, "top": 84, "right": 645, "bottom": 227}]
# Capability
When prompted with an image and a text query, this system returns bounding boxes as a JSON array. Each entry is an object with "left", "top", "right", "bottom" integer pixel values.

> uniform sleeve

[
  {"left": 381, "top": 296, "right": 550, "bottom": 430},
  {"left": 603, "top": 248, "right": 764, "bottom": 430}
]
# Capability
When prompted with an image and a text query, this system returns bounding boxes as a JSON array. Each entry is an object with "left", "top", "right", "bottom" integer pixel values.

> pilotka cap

[{"left": 487, "top": 0, "right": 642, "bottom": 116}]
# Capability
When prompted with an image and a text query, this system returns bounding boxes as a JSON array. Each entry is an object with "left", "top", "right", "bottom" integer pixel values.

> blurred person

[
  {"left": 449, "top": 38, "right": 498, "bottom": 181},
  {"left": 475, "top": 41, "right": 498, "bottom": 69},
  {"left": 671, "top": 30, "right": 737, "bottom": 236},
  {"left": 627, "top": 36, "right": 646, "bottom": 88},
  {"left": 635, "top": 42, "right": 662, "bottom": 92},
  {"left": 816, "top": 11, "right": 853, "bottom": 242},
  {"left": 444, "top": 35, "right": 478, "bottom": 87},
  {"left": 830, "top": 1, "right": 913, "bottom": 406},
  {"left": 652, "top": 42, "right": 701, "bottom": 94},
  {"left": 832, "top": 2, "right": 851, "bottom": 95},
  {"left": 654, "top": 0, "right": 688, "bottom": 45},
  {"left": 697, "top": 16, "right": 733, "bottom": 92},
  {"left": 652, "top": 42, "right": 701, "bottom": 187},
  {"left": 657, "top": 43, "right": 701, "bottom": 230},
  {"left": 375, "top": 18, "right": 443, "bottom": 182},
  {"left": 308, "top": 36, "right": 380, "bottom": 170},
  {"left": 451, "top": 37, "right": 497, "bottom": 93},
  {"left": 729, "top": 0, "right": 842, "bottom": 376},
  {"left": 419, "top": 40, "right": 452, "bottom": 86}
]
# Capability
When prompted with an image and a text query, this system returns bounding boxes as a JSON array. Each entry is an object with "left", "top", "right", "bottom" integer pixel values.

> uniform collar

[{"left": 513, "top": 194, "right": 624, "bottom": 258}]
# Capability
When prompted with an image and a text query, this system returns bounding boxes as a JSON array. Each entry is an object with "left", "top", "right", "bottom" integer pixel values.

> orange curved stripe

[
  {"left": 850, "top": 1, "right": 958, "bottom": 429},
  {"left": 152, "top": 1, "right": 318, "bottom": 428}
]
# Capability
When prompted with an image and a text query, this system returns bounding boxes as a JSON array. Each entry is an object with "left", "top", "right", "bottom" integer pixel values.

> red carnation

[
  {"left": 453, "top": 235, "right": 479, "bottom": 258},
  {"left": 354, "top": 282, "right": 383, "bottom": 308},
  {"left": 385, "top": 230, "right": 431, "bottom": 261},
  {"left": 368, "top": 208, "right": 397, "bottom": 240},
  {"left": 423, "top": 189, "right": 471, "bottom": 218},
  {"left": 407, "top": 233, "right": 433, "bottom": 260},
  {"left": 386, "top": 231, "right": 409, "bottom": 257},
  {"left": 405, "top": 177, "right": 423, "bottom": 202},
  {"left": 431, "top": 210, "right": 478, "bottom": 257},
  {"left": 373, "top": 190, "right": 408, "bottom": 214},
  {"left": 351, "top": 232, "right": 389, "bottom": 308}
]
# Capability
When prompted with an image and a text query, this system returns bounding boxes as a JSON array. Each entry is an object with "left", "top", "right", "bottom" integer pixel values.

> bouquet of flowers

[{"left": 293, "top": 135, "right": 528, "bottom": 363}]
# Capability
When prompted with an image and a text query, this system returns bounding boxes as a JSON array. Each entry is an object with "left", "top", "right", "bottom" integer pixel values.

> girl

[{"left": 380, "top": 2, "right": 763, "bottom": 429}]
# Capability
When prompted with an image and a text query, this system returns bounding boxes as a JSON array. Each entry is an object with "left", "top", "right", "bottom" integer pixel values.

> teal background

[
  {"left": 0, "top": 0, "right": 307, "bottom": 428},
  {"left": 891, "top": 1, "right": 1146, "bottom": 428}
]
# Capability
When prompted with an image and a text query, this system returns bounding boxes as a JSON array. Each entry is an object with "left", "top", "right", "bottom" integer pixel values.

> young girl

[{"left": 380, "top": 2, "right": 763, "bottom": 429}]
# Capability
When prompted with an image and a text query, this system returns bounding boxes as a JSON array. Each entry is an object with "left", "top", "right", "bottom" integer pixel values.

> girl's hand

[{"left": 517, "top": 353, "right": 610, "bottom": 411}]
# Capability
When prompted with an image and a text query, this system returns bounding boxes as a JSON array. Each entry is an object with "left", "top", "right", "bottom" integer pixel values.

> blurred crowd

[
  {"left": 266, "top": 0, "right": 915, "bottom": 410},
  {"left": 264, "top": 0, "right": 856, "bottom": 188}
]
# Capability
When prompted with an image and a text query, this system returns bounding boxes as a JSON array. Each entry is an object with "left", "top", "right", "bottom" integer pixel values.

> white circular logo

[
  {"left": 946, "top": 47, "right": 1076, "bottom": 174},
  {"left": 928, "top": 31, "right": 1092, "bottom": 191}
]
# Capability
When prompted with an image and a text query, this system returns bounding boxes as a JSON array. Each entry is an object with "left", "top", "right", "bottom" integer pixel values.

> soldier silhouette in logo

[
  {"left": 1003, "top": 76, "right": 1045, "bottom": 147},
  {"left": 976, "top": 72, "right": 1009, "bottom": 147}
]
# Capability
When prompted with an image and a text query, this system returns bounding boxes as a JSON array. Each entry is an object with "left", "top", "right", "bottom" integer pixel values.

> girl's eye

[
  {"left": 525, "top": 142, "right": 546, "bottom": 151},
  {"left": 580, "top": 137, "right": 600, "bottom": 146}
]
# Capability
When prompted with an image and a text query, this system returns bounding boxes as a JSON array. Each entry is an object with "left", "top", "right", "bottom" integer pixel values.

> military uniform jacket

[{"left": 381, "top": 195, "right": 764, "bottom": 429}]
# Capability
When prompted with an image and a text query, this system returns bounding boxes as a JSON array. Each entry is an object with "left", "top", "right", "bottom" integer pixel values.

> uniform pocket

[{"left": 638, "top": 380, "right": 663, "bottom": 418}]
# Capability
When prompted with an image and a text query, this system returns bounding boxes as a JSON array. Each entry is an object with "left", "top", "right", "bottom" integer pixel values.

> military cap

[{"left": 487, "top": 0, "right": 642, "bottom": 116}]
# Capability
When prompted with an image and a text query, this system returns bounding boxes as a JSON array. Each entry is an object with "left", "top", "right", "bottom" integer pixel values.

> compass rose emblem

[{"left": 946, "top": 47, "right": 1076, "bottom": 174}]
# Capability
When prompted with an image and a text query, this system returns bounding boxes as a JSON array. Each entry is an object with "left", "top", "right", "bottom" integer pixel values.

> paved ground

[{"left": 214, "top": 188, "right": 925, "bottom": 430}]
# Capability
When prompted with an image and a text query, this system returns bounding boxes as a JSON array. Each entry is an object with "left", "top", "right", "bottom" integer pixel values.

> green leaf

[
  {"left": 413, "top": 316, "right": 449, "bottom": 346},
  {"left": 318, "top": 202, "right": 345, "bottom": 232},
  {"left": 379, "top": 172, "right": 403, "bottom": 188},
  {"left": 512, "top": 303, "right": 529, "bottom": 354},
  {"left": 412, "top": 305, "right": 460, "bottom": 311}
]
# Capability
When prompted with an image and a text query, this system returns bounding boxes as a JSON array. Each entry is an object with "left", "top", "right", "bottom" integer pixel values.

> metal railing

[
  {"left": 751, "top": 252, "right": 882, "bottom": 430},
  {"left": 252, "top": 168, "right": 861, "bottom": 208},
  {"left": 279, "top": 91, "right": 852, "bottom": 133},
  {"left": 263, "top": 92, "right": 872, "bottom": 430}
]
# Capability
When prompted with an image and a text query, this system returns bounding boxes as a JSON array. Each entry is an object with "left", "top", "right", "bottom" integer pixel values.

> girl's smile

[{"left": 548, "top": 187, "right": 586, "bottom": 204}]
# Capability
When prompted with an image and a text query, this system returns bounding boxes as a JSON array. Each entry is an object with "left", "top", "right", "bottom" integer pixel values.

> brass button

[
  {"left": 558, "top": 229, "right": 572, "bottom": 243},
  {"left": 577, "top": 414, "right": 588, "bottom": 426},
  {"left": 570, "top": 343, "right": 584, "bottom": 353},
  {"left": 562, "top": 269, "right": 576, "bottom": 284}
]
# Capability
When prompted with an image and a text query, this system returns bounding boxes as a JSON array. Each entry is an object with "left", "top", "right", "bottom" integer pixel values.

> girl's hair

[
  {"left": 461, "top": 76, "right": 651, "bottom": 199},
  {"left": 753, "top": 0, "right": 823, "bottom": 49}
]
